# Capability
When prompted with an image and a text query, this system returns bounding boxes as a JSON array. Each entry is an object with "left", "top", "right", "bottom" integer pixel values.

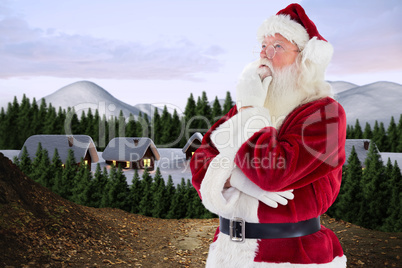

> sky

[{"left": 0, "top": 0, "right": 401, "bottom": 113}]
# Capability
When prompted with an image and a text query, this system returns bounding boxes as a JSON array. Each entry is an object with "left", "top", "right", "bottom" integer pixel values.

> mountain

[
  {"left": 336, "top": 81, "right": 402, "bottom": 128},
  {"left": 42, "top": 81, "right": 150, "bottom": 119},
  {"left": 328, "top": 81, "right": 358, "bottom": 94},
  {"left": 134, "top": 103, "right": 164, "bottom": 117}
]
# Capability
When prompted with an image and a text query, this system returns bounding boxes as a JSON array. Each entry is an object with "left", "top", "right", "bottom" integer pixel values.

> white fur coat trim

[
  {"left": 199, "top": 152, "right": 240, "bottom": 215},
  {"left": 210, "top": 106, "right": 271, "bottom": 158},
  {"left": 207, "top": 232, "right": 347, "bottom": 268}
]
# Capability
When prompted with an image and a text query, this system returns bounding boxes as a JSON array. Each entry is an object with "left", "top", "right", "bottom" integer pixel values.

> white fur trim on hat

[
  {"left": 256, "top": 14, "right": 333, "bottom": 67},
  {"left": 257, "top": 14, "right": 309, "bottom": 50}
]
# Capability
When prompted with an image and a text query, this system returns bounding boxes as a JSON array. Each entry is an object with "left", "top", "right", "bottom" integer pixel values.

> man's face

[{"left": 258, "top": 33, "right": 299, "bottom": 78}]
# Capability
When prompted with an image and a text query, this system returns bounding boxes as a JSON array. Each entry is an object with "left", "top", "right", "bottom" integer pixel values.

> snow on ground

[{"left": 1, "top": 148, "right": 192, "bottom": 187}]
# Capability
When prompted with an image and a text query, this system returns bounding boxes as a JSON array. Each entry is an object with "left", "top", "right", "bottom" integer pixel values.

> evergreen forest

[
  {"left": 327, "top": 142, "right": 401, "bottom": 232},
  {"left": 14, "top": 144, "right": 214, "bottom": 219},
  {"left": 0, "top": 91, "right": 234, "bottom": 150}
]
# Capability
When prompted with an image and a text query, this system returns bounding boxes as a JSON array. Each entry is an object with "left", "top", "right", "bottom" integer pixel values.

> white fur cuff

[
  {"left": 210, "top": 106, "right": 271, "bottom": 158},
  {"left": 199, "top": 153, "right": 241, "bottom": 214}
]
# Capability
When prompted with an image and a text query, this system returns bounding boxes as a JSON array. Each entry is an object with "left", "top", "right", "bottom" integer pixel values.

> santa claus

[{"left": 190, "top": 3, "right": 347, "bottom": 268}]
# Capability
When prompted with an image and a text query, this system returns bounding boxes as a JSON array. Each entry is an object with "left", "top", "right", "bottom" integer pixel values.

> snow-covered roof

[
  {"left": 18, "top": 135, "right": 99, "bottom": 163},
  {"left": 344, "top": 139, "right": 371, "bottom": 166},
  {"left": 102, "top": 137, "right": 160, "bottom": 162},
  {"left": 182, "top": 132, "right": 203, "bottom": 153},
  {"left": 380, "top": 153, "right": 402, "bottom": 169}
]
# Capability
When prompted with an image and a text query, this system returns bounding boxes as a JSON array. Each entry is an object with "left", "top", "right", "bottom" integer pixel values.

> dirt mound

[
  {"left": 0, "top": 153, "right": 113, "bottom": 267},
  {"left": 0, "top": 152, "right": 401, "bottom": 267}
]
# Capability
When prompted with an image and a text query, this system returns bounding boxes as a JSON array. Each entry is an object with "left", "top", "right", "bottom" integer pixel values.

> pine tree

[
  {"left": 92, "top": 109, "right": 100, "bottom": 146},
  {"left": 363, "top": 122, "right": 373, "bottom": 139},
  {"left": 36, "top": 148, "right": 53, "bottom": 189},
  {"left": 211, "top": 97, "right": 223, "bottom": 122},
  {"left": 65, "top": 107, "right": 80, "bottom": 135},
  {"left": 56, "top": 107, "right": 66, "bottom": 135},
  {"left": 88, "top": 164, "right": 109, "bottom": 208},
  {"left": 222, "top": 91, "right": 234, "bottom": 115},
  {"left": 50, "top": 149, "right": 63, "bottom": 196},
  {"left": 18, "top": 146, "right": 32, "bottom": 176},
  {"left": 170, "top": 109, "right": 183, "bottom": 148},
  {"left": 152, "top": 107, "right": 162, "bottom": 144},
  {"left": 43, "top": 104, "right": 57, "bottom": 134},
  {"left": 117, "top": 110, "right": 126, "bottom": 138},
  {"left": 346, "top": 125, "right": 354, "bottom": 139},
  {"left": 382, "top": 161, "right": 402, "bottom": 232},
  {"left": 136, "top": 112, "right": 145, "bottom": 137},
  {"left": 80, "top": 110, "right": 88, "bottom": 135},
  {"left": 101, "top": 166, "right": 114, "bottom": 208},
  {"left": 17, "top": 94, "right": 32, "bottom": 147},
  {"left": 353, "top": 119, "right": 363, "bottom": 139},
  {"left": 195, "top": 92, "right": 212, "bottom": 131},
  {"left": 138, "top": 168, "right": 153, "bottom": 216},
  {"left": 163, "top": 176, "right": 176, "bottom": 217},
  {"left": 126, "top": 114, "right": 137, "bottom": 137},
  {"left": 4, "top": 98, "right": 20, "bottom": 149},
  {"left": 30, "top": 142, "right": 44, "bottom": 181},
  {"left": 129, "top": 169, "right": 143, "bottom": 214},
  {"left": 0, "top": 107, "right": 6, "bottom": 149},
  {"left": 86, "top": 108, "right": 95, "bottom": 136},
  {"left": 334, "top": 146, "right": 363, "bottom": 223},
  {"left": 35, "top": 98, "right": 48, "bottom": 135},
  {"left": 387, "top": 116, "right": 398, "bottom": 152},
  {"left": 397, "top": 114, "right": 402, "bottom": 152},
  {"left": 167, "top": 178, "right": 187, "bottom": 219},
  {"left": 72, "top": 158, "right": 93, "bottom": 205},
  {"left": 358, "top": 142, "right": 387, "bottom": 229},
  {"left": 160, "top": 106, "right": 173, "bottom": 146},
  {"left": 151, "top": 168, "right": 167, "bottom": 218},
  {"left": 55, "top": 149, "right": 76, "bottom": 200},
  {"left": 98, "top": 115, "right": 108, "bottom": 150},
  {"left": 143, "top": 113, "right": 151, "bottom": 138},
  {"left": 107, "top": 165, "right": 130, "bottom": 211},
  {"left": 184, "top": 93, "right": 197, "bottom": 125}
]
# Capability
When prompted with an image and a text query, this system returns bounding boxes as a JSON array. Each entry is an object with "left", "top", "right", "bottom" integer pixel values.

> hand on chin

[{"left": 258, "top": 65, "right": 272, "bottom": 81}]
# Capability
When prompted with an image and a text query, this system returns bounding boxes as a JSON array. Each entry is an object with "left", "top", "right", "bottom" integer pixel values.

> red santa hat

[{"left": 257, "top": 3, "right": 333, "bottom": 67}]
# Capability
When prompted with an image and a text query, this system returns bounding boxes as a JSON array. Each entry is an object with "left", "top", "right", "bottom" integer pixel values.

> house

[
  {"left": 182, "top": 132, "right": 203, "bottom": 160},
  {"left": 344, "top": 139, "right": 372, "bottom": 167},
  {"left": 102, "top": 137, "right": 160, "bottom": 170},
  {"left": 18, "top": 135, "right": 99, "bottom": 170}
]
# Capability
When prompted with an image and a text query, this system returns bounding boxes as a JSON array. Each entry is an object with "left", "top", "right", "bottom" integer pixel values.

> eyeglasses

[{"left": 259, "top": 43, "right": 300, "bottom": 59}]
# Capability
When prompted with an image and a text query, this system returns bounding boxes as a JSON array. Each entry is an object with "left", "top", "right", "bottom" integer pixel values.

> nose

[{"left": 260, "top": 48, "right": 267, "bottom": 59}]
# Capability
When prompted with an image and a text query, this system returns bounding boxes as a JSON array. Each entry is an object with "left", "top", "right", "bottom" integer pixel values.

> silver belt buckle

[{"left": 230, "top": 217, "right": 245, "bottom": 243}]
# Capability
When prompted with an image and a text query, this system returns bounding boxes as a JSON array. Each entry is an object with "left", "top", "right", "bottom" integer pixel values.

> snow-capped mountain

[
  {"left": 43, "top": 81, "right": 151, "bottom": 119},
  {"left": 335, "top": 81, "right": 402, "bottom": 128},
  {"left": 134, "top": 103, "right": 164, "bottom": 117},
  {"left": 328, "top": 81, "right": 358, "bottom": 94},
  {"left": 41, "top": 80, "right": 401, "bottom": 129}
]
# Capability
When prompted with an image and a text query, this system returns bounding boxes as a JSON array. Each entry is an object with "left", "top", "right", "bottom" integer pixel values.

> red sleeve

[
  {"left": 234, "top": 98, "right": 346, "bottom": 191},
  {"left": 190, "top": 106, "right": 239, "bottom": 198}
]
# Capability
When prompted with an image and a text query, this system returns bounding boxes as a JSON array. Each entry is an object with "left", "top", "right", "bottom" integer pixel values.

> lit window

[
  {"left": 143, "top": 158, "right": 151, "bottom": 168},
  {"left": 84, "top": 160, "right": 88, "bottom": 165},
  {"left": 192, "top": 151, "right": 195, "bottom": 156},
  {"left": 126, "top": 161, "right": 130, "bottom": 168},
  {"left": 112, "top": 160, "right": 116, "bottom": 166}
]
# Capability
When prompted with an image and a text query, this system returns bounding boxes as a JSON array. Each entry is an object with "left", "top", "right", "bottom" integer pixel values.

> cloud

[
  {"left": 302, "top": 0, "right": 402, "bottom": 75},
  {"left": 0, "top": 15, "right": 224, "bottom": 81}
]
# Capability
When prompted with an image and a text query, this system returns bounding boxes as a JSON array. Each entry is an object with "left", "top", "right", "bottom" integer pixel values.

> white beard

[{"left": 262, "top": 62, "right": 307, "bottom": 129}]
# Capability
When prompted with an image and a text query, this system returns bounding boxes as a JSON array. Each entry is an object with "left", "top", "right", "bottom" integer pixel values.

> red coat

[{"left": 191, "top": 97, "right": 347, "bottom": 267}]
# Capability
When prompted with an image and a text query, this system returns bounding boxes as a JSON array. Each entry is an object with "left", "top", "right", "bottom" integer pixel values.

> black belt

[{"left": 219, "top": 216, "right": 321, "bottom": 242}]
